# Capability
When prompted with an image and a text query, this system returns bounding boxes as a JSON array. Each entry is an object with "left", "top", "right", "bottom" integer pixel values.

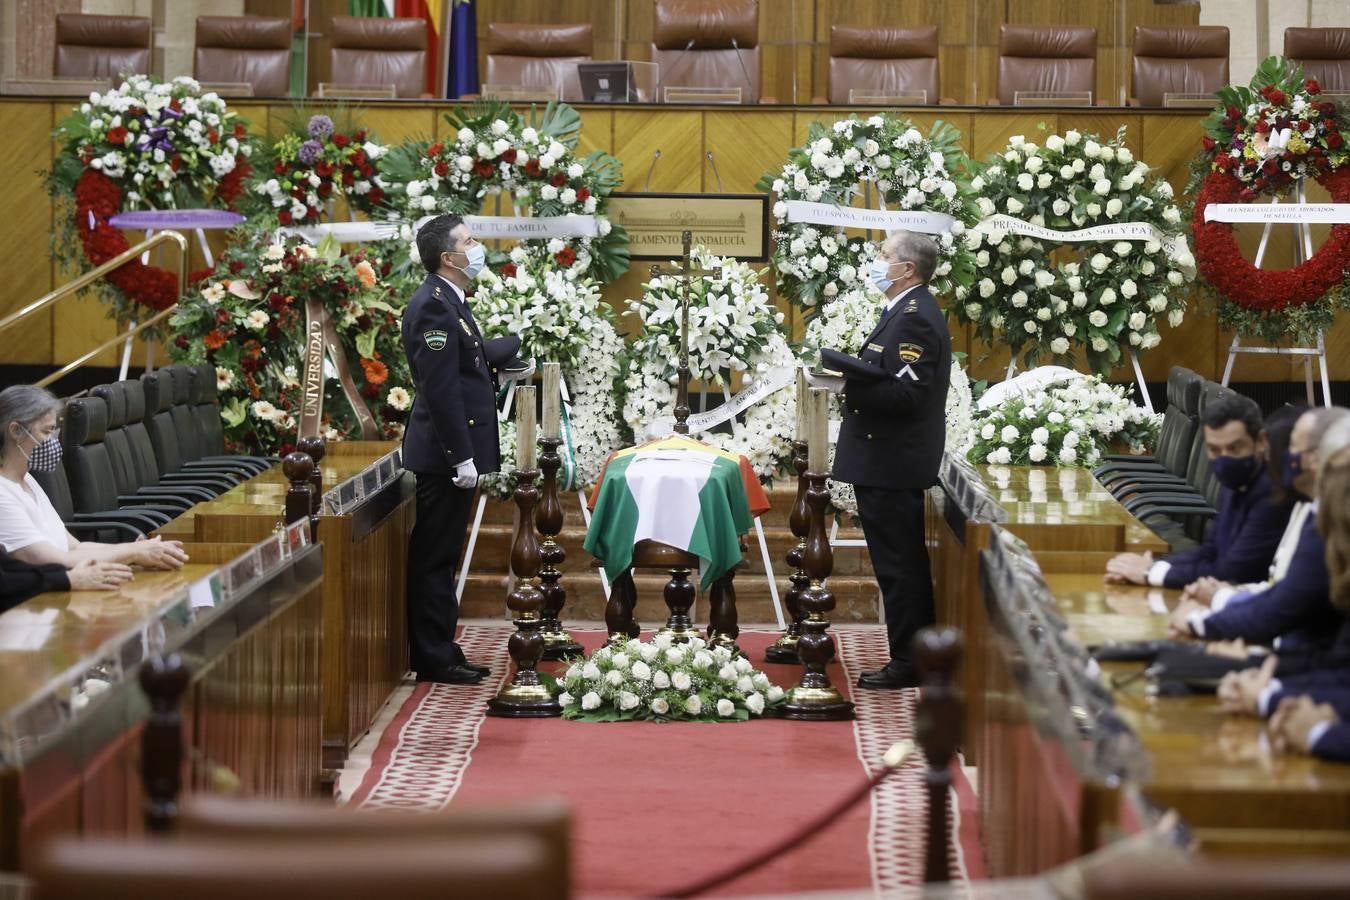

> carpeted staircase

[{"left": 458, "top": 483, "right": 883, "bottom": 625}]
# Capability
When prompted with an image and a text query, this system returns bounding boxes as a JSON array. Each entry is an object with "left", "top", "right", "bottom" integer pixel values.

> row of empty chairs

[
  {"left": 35, "top": 364, "right": 273, "bottom": 543},
  {"left": 48, "top": 7, "right": 1350, "bottom": 103}
]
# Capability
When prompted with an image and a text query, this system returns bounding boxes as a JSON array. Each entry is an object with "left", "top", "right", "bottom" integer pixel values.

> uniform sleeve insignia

[
  {"left": 866, "top": 342, "right": 885, "bottom": 353},
  {"left": 898, "top": 342, "right": 924, "bottom": 363},
  {"left": 903, "top": 301, "right": 918, "bottom": 313},
  {"left": 432, "top": 285, "right": 442, "bottom": 299},
  {"left": 423, "top": 330, "right": 448, "bottom": 351}
]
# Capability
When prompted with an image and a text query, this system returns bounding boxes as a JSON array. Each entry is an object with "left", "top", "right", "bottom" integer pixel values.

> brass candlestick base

[
  {"left": 536, "top": 437, "right": 581, "bottom": 660},
  {"left": 766, "top": 440, "right": 809, "bottom": 665},
  {"left": 488, "top": 469, "right": 561, "bottom": 718},
  {"left": 782, "top": 471, "right": 854, "bottom": 721}
]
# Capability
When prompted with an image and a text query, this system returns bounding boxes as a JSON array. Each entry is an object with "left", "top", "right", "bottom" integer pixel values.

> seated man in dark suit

[
  {"left": 1269, "top": 693, "right": 1350, "bottom": 763},
  {"left": 1168, "top": 406, "right": 1350, "bottom": 647},
  {"left": 1106, "top": 394, "right": 1292, "bottom": 589}
]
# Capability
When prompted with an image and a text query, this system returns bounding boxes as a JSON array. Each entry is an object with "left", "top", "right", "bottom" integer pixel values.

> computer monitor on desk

[{"left": 579, "top": 62, "right": 636, "bottom": 102}]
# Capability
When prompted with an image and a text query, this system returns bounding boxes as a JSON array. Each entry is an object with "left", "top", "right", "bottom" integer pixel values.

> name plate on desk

[
  {"left": 610, "top": 193, "right": 768, "bottom": 261},
  {"left": 849, "top": 88, "right": 928, "bottom": 106},
  {"left": 1014, "top": 90, "right": 1093, "bottom": 107},
  {"left": 663, "top": 86, "right": 742, "bottom": 104}
]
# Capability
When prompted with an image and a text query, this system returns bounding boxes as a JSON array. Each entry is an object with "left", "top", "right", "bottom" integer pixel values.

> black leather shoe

[
  {"left": 463, "top": 661, "right": 491, "bottom": 677},
  {"left": 416, "top": 665, "right": 485, "bottom": 685},
  {"left": 856, "top": 664, "right": 921, "bottom": 690}
]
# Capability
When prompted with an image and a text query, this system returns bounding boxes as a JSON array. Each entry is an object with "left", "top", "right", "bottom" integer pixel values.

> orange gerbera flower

[
  {"left": 362, "top": 357, "right": 389, "bottom": 385},
  {"left": 204, "top": 329, "right": 227, "bottom": 350},
  {"left": 354, "top": 259, "right": 377, "bottom": 288}
]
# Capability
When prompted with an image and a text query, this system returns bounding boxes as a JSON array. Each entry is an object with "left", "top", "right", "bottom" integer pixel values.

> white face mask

[{"left": 868, "top": 258, "right": 898, "bottom": 295}]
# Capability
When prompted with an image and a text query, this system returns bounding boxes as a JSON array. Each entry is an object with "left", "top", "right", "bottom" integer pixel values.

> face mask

[
  {"left": 869, "top": 259, "right": 897, "bottom": 295},
  {"left": 1210, "top": 454, "right": 1260, "bottom": 490},
  {"left": 20, "top": 426, "right": 62, "bottom": 474},
  {"left": 1282, "top": 449, "right": 1305, "bottom": 495},
  {"left": 447, "top": 243, "right": 486, "bottom": 279}
]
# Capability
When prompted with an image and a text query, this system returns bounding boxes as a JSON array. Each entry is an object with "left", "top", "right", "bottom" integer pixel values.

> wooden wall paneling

[
  {"left": 0, "top": 102, "right": 55, "bottom": 365},
  {"left": 575, "top": 107, "right": 614, "bottom": 162},
  {"left": 704, "top": 110, "right": 793, "bottom": 195},
  {"left": 613, "top": 108, "right": 701, "bottom": 192}
]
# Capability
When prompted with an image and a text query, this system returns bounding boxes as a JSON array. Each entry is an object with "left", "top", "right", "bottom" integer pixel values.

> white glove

[
  {"left": 802, "top": 368, "right": 846, "bottom": 394},
  {"left": 453, "top": 458, "right": 479, "bottom": 489},
  {"left": 503, "top": 358, "right": 537, "bottom": 381}
]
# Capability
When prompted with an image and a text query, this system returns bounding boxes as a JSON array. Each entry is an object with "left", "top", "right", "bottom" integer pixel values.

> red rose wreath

[{"left": 1188, "top": 57, "right": 1350, "bottom": 343}]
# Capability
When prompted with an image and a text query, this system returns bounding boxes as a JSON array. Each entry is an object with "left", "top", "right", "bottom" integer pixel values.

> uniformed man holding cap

[
  {"left": 825, "top": 230, "right": 952, "bottom": 690},
  {"left": 402, "top": 213, "right": 518, "bottom": 685}
]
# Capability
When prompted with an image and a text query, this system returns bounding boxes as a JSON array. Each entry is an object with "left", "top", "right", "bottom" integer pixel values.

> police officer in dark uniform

[
  {"left": 402, "top": 214, "right": 503, "bottom": 685},
  {"left": 827, "top": 230, "right": 951, "bottom": 689}
]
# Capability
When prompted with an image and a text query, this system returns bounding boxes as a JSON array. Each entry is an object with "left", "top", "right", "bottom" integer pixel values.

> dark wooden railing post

[
  {"left": 766, "top": 438, "right": 809, "bottom": 663},
  {"left": 283, "top": 452, "right": 315, "bottom": 529},
  {"left": 297, "top": 434, "right": 326, "bottom": 535},
  {"left": 914, "top": 627, "right": 963, "bottom": 883},
  {"left": 139, "top": 653, "right": 190, "bottom": 834}
]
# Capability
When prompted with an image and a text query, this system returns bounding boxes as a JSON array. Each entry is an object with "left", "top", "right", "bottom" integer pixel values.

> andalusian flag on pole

[
  {"left": 347, "top": 0, "right": 394, "bottom": 16},
  {"left": 584, "top": 436, "right": 771, "bottom": 590}
]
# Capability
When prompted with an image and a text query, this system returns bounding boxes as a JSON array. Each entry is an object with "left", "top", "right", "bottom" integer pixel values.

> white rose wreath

[
  {"left": 957, "top": 128, "right": 1196, "bottom": 375},
  {"left": 759, "top": 114, "right": 977, "bottom": 309},
  {"left": 618, "top": 248, "right": 797, "bottom": 481},
  {"left": 802, "top": 287, "right": 975, "bottom": 516}
]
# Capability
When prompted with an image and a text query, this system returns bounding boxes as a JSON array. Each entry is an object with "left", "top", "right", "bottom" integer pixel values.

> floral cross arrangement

[
  {"left": 1188, "top": 56, "right": 1350, "bottom": 345},
  {"left": 618, "top": 247, "right": 797, "bottom": 480},
  {"left": 555, "top": 634, "right": 787, "bottom": 723},
  {"left": 249, "top": 114, "right": 388, "bottom": 226},
  {"left": 967, "top": 375, "right": 1161, "bottom": 468}
]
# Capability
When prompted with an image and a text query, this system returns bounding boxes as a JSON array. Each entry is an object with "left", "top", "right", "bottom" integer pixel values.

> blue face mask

[
  {"left": 448, "top": 242, "right": 486, "bottom": 279},
  {"left": 868, "top": 258, "right": 897, "bottom": 295},
  {"left": 1209, "top": 454, "right": 1260, "bottom": 490}
]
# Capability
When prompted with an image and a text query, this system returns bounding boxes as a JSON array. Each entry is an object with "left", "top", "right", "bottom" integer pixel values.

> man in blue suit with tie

[
  {"left": 401, "top": 214, "right": 503, "bottom": 686},
  {"left": 829, "top": 231, "right": 952, "bottom": 690}
]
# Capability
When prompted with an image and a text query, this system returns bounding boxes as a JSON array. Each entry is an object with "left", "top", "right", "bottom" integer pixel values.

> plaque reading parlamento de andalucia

[{"left": 609, "top": 193, "right": 769, "bottom": 262}]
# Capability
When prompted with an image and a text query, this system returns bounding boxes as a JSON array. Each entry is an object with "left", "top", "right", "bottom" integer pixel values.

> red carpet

[{"left": 351, "top": 624, "right": 984, "bottom": 897}]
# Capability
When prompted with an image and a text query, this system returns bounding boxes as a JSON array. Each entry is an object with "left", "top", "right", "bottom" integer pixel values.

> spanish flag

[{"left": 348, "top": 0, "right": 447, "bottom": 95}]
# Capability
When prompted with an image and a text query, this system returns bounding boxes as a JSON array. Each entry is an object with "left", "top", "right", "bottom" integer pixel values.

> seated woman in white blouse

[{"left": 0, "top": 385, "right": 187, "bottom": 573}]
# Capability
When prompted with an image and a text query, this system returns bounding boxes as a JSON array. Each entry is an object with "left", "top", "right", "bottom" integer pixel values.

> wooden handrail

[
  {"left": 37, "top": 306, "right": 176, "bottom": 388},
  {"left": 0, "top": 229, "right": 189, "bottom": 336}
]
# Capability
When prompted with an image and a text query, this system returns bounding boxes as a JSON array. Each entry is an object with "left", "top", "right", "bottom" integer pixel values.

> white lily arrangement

[
  {"left": 968, "top": 375, "right": 1161, "bottom": 467},
  {"left": 554, "top": 634, "right": 787, "bottom": 723},
  {"left": 619, "top": 247, "right": 797, "bottom": 481},
  {"left": 958, "top": 128, "right": 1196, "bottom": 375}
]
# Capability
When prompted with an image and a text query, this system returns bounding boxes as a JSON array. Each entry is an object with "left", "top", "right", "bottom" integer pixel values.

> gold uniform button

[
  {"left": 468, "top": 419, "right": 475, "bottom": 426},
  {"left": 852, "top": 408, "right": 860, "bottom": 415},
  {"left": 866, "top": 433, "right": 873, "bottom": 440}
]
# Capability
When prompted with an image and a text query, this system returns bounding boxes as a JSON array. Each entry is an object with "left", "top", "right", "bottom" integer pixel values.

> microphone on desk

[
  {"left": 705, "top": 151, "right": 723, "bottom": 193},
  {"left": 659, "top": 38, "right": 696, "bottom": 98},
  {"left": 730, "top": 37, "right": 755, "bottom": 103},
  {"left": 645, "top": 149, "right": 662, "bottom": 191}
]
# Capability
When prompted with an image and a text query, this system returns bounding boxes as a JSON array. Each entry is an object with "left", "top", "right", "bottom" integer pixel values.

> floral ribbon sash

[{"left": 298, "top": 295, "right": 379, "bottom": 440}]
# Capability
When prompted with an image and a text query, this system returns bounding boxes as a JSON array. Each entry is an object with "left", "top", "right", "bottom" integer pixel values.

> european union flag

[{"left": 446, "top": 1, "right": 479, "bottom": 98}]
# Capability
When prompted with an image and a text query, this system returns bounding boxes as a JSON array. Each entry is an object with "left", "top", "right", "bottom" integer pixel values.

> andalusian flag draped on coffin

[{"left": 585, "top": 435, "right": 771, "bottom": 589}]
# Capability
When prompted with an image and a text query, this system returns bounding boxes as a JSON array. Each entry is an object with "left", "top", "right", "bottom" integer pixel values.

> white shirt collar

[
  {"left": 433, "top": 273, "right": 464, "bottom": 301},
  {"left": 883, "top": 283, "right": 923, "bottom": 313}
]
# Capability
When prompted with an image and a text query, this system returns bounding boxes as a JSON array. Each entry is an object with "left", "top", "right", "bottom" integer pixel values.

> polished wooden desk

[
  {"left": 1050, "top": 573, "right": 1350, "bottom": 856},
  {"left": 159, "top": 442, "right": 415, "bottom": 777},
  {"left": 0, "top": 535, "right": 323, "bottom": 871}
]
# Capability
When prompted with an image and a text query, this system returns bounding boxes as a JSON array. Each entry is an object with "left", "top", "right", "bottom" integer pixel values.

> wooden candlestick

[
  {"left": 807, "top": 387, "right": 828, "bottom": 473},
  {"left": 794, "top": 368, "right": 808, "bottom": 441},
  {"left": 515, "top": 385, "right": 538, "bottom": 472},
  {"left": 282, "top": 452, "right": 314, "bottom": 529},
  {"left": 487, "top": 467, "right": 560, "bottom": 718},
  {"left": 139, "top": 653, "right": 190, "bottom": 833},
  {"left": 781, "top": 467, "right": 854, "bottom": 721},
  {"left": 765, "top": 439, "right": 809, "bottom": 664},
  {"left": 542, "top": 362, "right": 560, "bottom": 440},
  {"left": 914, "top": 628, "right": 963, "bottom": 883},
  {"left": 536, "top": 436, "right": 581, "bottom": 660}
]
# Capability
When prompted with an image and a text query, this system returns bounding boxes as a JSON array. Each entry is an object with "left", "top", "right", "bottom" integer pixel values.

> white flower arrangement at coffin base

[
  {"left": 958, "top": 128, "right": 1195, "bottom": 376},
  {"left": 619, "top": 248, "right": 797, "bottom": 481},
  {"left": 555, "top": 635, "right": 787, "bottom": 722},
  {"left": 764, "top": 114, "right": 977, "bottom": 310},
  {"left": 800, "top": 287, "right": 976, "bottom": 517}
]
